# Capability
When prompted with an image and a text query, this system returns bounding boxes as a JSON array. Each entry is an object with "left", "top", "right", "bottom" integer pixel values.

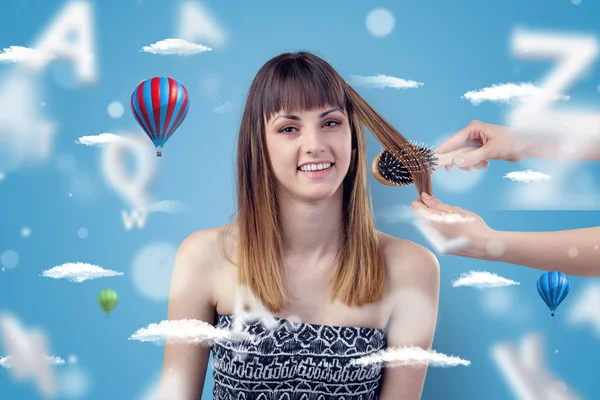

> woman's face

[{"left": 265, "top": 106, "right": 352, "bottom": 202}]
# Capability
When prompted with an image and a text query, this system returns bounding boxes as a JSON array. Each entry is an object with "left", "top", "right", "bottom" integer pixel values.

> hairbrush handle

[{"left": 432, "top": 144, "right": 481, "bottom": 171}]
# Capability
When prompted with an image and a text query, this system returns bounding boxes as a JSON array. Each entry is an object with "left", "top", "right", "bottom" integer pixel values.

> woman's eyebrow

[{"left": 271, "top": 108, "right": 342, "bottom": 125}]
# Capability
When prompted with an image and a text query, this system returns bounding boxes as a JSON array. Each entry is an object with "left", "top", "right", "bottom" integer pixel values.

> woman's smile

[{"left": 297, "top": 162, "right": 335, "bottom": 179}]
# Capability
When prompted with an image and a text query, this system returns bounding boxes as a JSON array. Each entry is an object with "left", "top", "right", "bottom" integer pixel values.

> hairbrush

[{"left": 371, "top": 141, "right": 479, "bottom": 187}]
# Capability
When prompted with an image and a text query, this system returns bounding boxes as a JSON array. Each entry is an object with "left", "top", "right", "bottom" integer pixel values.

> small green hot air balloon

[{"left": 98, "top": 289, "right": 118, "bottom": 316}]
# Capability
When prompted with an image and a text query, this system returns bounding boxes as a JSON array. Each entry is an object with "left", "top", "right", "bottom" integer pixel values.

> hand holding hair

[{"left": 411, "top": 193, "right": 600, "bottom": 277}]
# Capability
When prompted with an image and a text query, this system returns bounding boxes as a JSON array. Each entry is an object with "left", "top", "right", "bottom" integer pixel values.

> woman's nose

[{"left": 302, "top": 129, "right": 326, "bottom": 154}]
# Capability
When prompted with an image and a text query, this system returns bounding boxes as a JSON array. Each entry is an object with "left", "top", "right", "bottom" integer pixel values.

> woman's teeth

[{"left": 299, "top": 163, "right": 332, "bottom": 172}]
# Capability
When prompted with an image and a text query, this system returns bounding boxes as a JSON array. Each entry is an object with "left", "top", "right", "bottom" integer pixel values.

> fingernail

[{"left": 454, "top": 157, "right": 465, "bottom": 166}]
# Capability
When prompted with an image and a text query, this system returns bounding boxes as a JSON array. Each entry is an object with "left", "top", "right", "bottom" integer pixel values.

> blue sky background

[{"left": 1, "top": 0, "right": 600, "bottom": 399}]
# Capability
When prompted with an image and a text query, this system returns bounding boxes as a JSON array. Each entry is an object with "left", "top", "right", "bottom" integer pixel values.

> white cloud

[
  {"left": 504, "top": 169, "right": 552, "bottom": 183},
  {"left": 503, "top": 159, "right": 600, "bottom": 210},
  {"left": 128, "top": 319, "right": 255, "bottom": 346},
  {"left": 211, "top": 101, "right": 234, "bottom": 113},
  {"left": 378, "top": 205, "right": 471, "bottom": 254},
  {"left": 462, "top": 82, "right": 570, "bottom": 105},
  {"left": 351, "top": 74, "right": 424, "bottom": 89},
  {"left": 413, "top": 219, "right": 471, "bottom": 254},
  {"left": 452, "top": 271, "right": 520, "bottom": 288},
  {"left": 350, "top": 346, "right": 470, "bottom": 368},
  {"left": 377, "top": 204, "right": 416, "bottom": 224},
  {"left": 414, "top": 208, "right": 475, "bottom": 223},
  {"left": 1, "top": 355, "right": 64, "bottom": 368},
  {"left": 0, "top": 313, "right": 59, "bottom": 397},
  {"left": 0, "top": 46, "right": 56, "bottom": 64},
  {"left": 145, "top": 200, "right": 190, "bottom": 213},
  {"left": 140, "top": 39, "right": 211, "bottom": 56},
  {"left": 75, "top": 133, "right": 126, "bottom": 146},
  {"left": 41, "top": 262, "right": 124, "bottom": 283}
]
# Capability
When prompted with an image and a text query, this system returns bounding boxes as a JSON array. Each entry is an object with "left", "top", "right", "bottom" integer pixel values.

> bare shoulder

[
  {"left": 176, "top": 224, "right": 235, "bottom": 266},
  {"left": 377, "top": 231, "right": 440, "bottom": 286},
  {"left": 170, "top": 225, "right": 234, "bottom": 296}
]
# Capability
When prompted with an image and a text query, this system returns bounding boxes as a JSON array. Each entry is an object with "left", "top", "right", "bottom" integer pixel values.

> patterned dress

[{"left": 211, "top": 314, "right": 388, "bottom": 400}]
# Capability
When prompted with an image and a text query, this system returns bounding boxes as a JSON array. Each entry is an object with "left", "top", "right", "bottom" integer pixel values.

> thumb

[{"left": 451, "top": 145, "right": 490, "bottom": 167}]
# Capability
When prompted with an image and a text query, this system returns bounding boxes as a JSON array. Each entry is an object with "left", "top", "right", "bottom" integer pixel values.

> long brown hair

[{"left": 221, "top": 51, "right": 432, "bottom": 313}]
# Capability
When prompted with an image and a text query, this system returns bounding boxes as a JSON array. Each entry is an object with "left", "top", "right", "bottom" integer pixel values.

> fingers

[
  {"left": 473, "top": 160, "right": 488, "bottom": 170},
  {"left": 410, "top": 199, "right": 427, "bottom": 211},
  {"left": 444, "top": 160, "right": 488, "bottom": 172},
  {"left": 418, "top": 192, "right": 458, "bottom": 214},
  {"left": 451, "top": 146, "right": 490, "bottom": 169},
  {"left": 435, "top": 127, "right": 472, "bottom": 154}
]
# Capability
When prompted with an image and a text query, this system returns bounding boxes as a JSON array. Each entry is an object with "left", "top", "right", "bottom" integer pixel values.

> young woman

[{"left": 161, "top": 51, "right": 440, "bottom": 400}]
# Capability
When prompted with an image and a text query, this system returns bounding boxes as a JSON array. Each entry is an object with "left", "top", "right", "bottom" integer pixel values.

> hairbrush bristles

[{"left": 371, "top": 141, "right": 438, "bottom": 187}]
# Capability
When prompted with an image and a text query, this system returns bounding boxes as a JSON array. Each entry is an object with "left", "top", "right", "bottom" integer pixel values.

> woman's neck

[{"left": 278, "top": 187, "right": 344, "bottom": 263}]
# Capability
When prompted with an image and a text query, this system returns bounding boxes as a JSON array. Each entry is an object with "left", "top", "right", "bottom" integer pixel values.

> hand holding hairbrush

[{"left": 371, "top": 142, "right": 481, "bottom": 187}]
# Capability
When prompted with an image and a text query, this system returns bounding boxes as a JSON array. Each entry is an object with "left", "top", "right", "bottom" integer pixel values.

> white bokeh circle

[
  {"left": 366, "top": 8, "right": 395, "bottom": 38},
  {"left": 107, "top": 101, "right": 124, "bottom": 119},
  {"left": 1, "top": 250, "right": 19, "bottom": 269},
  {"left": 58, "top": 366, "right": 91, "bottom": 399},
  {"left": 480, "top": 287, "right": 513, "bottom": 315},
  {"left": 77, "top": 228, "right": 89, "bottom": 239},
  {"left": 131, "top": 242, "right": 178, "bottom": 301}
]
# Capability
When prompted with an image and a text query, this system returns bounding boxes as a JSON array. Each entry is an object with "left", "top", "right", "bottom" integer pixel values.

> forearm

[{"left": 471, "top": 227, "right": 600, "bottom": 277}]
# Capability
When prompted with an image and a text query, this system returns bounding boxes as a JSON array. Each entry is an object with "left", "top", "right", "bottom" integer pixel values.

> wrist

[
  {"left": 520, "top": 138, "right": 540, "bottom": 159},
  {"left": 465, "top": 227, "right": 504, "bottom": 260}
]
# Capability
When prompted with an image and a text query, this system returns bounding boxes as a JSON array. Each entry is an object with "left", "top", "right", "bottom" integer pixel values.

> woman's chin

[{"left": 297, "top": 186, "right": 341, "bottom": 202}]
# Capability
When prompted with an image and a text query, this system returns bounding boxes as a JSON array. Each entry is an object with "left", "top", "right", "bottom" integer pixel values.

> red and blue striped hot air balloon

[{"left": 131, "top": 77, "right": 190, "bottom": 157}]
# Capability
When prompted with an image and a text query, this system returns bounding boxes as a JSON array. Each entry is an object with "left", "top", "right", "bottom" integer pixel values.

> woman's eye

[
  {"left": 279, "top": 126, "right": 297, "bottom": 134},
  {"left": 323, "top": 120, "right": 340, "bottom": 128}
]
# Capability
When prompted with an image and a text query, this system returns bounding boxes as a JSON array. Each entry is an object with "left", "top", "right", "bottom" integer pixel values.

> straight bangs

[{"left": 259, "top": 57, "right": 350, "bottom": 122}]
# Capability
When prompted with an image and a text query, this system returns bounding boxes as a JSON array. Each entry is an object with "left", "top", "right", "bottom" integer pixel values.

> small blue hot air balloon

[
  {"left": 537, "top": 271, "right": 570, "bottom": 317},
  {"left": 130, "top": 76, "right": 190, "bottom": 157}
]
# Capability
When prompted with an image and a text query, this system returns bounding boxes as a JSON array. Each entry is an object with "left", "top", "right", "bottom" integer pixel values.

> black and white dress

[{"left": 211, "top": 314, "right": 388, "bottom": 400}]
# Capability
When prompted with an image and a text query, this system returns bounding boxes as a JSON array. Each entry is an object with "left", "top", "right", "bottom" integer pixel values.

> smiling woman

[{"left": 161, "top": 51, "right": 440, "bottom": 400}]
